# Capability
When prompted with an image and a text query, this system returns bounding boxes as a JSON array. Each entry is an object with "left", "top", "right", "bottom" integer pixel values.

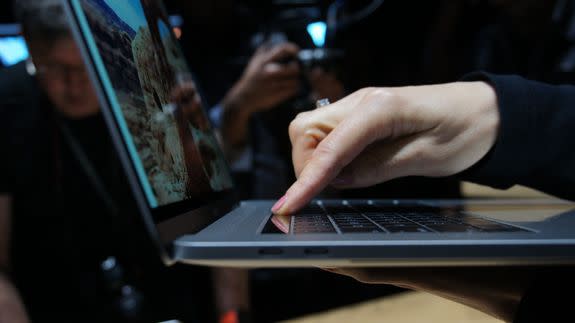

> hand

[
  {"left": 271, "top": 81, "right": 499, "bottom": 215},
  {"left": 308, "top": 67, "right": 345, "bottom": 103},
  {"left": 171, "top": 81, "right": 209, "bottom": 131},
  {"left": 223, "top": 42, "right": 301, "bottom": 115},
  {"left": 220, "top": 42, "right": 301, "bottom": 148},
  {"left": 322, "top": 266, "right": 534, "bottom": 322}
]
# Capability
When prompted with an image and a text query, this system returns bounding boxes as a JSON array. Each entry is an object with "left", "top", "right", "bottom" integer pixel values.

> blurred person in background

[{"left": 0, "top": 0, "right": 248, "bottom": 322}]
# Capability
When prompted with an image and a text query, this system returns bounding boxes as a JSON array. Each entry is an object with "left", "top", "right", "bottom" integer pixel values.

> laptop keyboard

[{"left": 290, "top": 201, "right": 526, "bottom": 234}]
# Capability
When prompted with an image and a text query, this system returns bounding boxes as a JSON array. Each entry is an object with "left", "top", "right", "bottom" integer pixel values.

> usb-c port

[
  {"left": 304, "top": 248, "right": 329, "bottom": 255},
  {"left": 259, "top": 248, "right": 283, "bottom": 255}
]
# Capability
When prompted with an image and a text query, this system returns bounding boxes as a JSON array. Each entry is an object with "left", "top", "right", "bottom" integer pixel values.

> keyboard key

[
  {"left": 286, "top": 201, "right": 527, "bottom": 235},
  {"left": 295, "top": 227, "right": 337, "bottom": 233}
]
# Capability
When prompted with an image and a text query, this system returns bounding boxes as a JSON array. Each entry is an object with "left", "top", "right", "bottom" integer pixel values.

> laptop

[{"left": 63, "top": 0, "right": 575, "bottom": 268}]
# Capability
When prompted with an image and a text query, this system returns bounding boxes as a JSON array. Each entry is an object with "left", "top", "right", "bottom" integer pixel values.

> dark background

[{"left": 3, "top": 0, "right": 575, "bottom": 322}]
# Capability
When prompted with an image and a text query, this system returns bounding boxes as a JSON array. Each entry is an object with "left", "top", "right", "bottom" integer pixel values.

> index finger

[
  {"left": 264, "top": 60, "right": 300, "bottom": 79},
  {"left": 273, "top": 115, "right": 381, "bottom": 215},
  {"left": 264, "top": 43, "right": 300, "bottom": 63}
]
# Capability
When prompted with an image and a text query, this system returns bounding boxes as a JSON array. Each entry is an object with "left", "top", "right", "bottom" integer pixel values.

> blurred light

[
  {"left": 306, "top": 21, "right": 327, "bottom": 47},
  {"left": 0, "top": 36, "right": 29, "bottom": 66},
  {"left": 169, "top": 15, "right": 184, "bottom": 28},
  {"left": 101, "top": 256, "right": 117, "bottom": 271}
]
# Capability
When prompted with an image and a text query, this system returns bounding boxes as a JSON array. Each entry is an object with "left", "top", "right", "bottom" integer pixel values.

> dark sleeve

[
  {"left": 0, "top": 63, "right": 38, "bottom": 194},
  {"left": 513, "top": 267, "right": 575, "bottom": 323},
  {"left": 458, "top": 72, "right": 575, "bottom": 201},
  {"left": 0, "top": 104, "right": 11, "bottom": 193}
]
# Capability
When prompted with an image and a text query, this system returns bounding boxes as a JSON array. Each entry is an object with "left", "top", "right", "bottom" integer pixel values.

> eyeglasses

[{"left": 34, "top": 62, "right": 89, "bottom": 82}]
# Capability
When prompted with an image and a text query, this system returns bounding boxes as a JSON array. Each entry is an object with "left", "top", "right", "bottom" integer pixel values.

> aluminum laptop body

[{"left": 64, "top": 0, "right": 575, "bottom": 268}]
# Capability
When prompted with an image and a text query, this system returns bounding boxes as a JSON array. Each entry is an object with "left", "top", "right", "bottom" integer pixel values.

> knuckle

[
  {"left": 289, "top": 113, "right": 309, "bottom": 138},
  {"left": 362, "top": 88, "right": 406, "bottom": 138},
  {"left": 370, "top": 88, "right": 403, "bottom": 110},
  {"left": 261, "top": 68, "right": 275, "bottom": 79},
  {"left": 350, "top": 88, "right": 395, "bottom": 119},
  {"left": 355, "top": 87, "right": 375, "bottom": 96}
]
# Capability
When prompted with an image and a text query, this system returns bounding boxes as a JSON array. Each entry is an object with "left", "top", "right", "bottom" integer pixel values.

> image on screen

[{"left": 74, "top": 0, "right": 233, "bottom": 207}]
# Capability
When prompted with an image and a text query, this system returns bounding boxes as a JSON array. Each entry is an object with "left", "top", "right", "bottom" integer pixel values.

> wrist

[
  {"left": 462, "top": 81, "right": 500, "bottom": 167},
  {"left": 222, "top": 93, "right": 252, "bottom": 123},
  {"left": 223, "top": 79, "right": 256, "bottom": 117},
  {"left": 432, "top": 81, "right": 499, "bottom": 176},
  {"left": 221, "top": 90, "right": 253, "bottom": 147}
]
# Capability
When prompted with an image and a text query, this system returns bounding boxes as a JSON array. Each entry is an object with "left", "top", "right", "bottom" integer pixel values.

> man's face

[{"left": 29, "top": 37, "right": 100, "bottom": 119}]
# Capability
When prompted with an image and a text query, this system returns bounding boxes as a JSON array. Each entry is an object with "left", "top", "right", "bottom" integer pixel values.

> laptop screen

[{"left": 68, "top": 0, "right": 234, "bottom": 211}]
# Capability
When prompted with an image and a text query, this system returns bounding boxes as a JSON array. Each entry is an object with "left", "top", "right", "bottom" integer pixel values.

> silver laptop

[{"left": 63, "top": 0, "right": 575, "bottom": 268}]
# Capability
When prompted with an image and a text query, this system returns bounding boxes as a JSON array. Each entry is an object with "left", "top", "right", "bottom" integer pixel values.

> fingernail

[
  {"left": 271, "top": 215, "right": 289, "bottom": 234},
  {"left": 332, "top": 174, "right": 353, "bottom": 186},
  {"left": 271, "top": 195, "right": 287, "bottom": 214}
]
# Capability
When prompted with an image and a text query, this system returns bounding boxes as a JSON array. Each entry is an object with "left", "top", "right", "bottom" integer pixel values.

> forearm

[
  {"left": 220, "top": 85, "right": 253, "bottom": 148},
  {"left": 460, "top": 73, "right": 575, "bottom": 201},
  {"left": 212, "top": 267, "right": 250, "bottom": 315},
  {"left": 0, "top": 196, "right": 10, "bottom": 268},
  {"left": 0, "top": 272, "right": 29, "bottom": 323},
  {"left": 0, "top": 196, "right": 28, "bottom": 322},
  {"left": 407, "top": 268, "right": 532, "bottom": 322},
  {"left": 332, "top": 267, "right": 533, "bottom": 323}
]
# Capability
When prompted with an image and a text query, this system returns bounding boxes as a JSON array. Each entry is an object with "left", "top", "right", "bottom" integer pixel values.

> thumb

[{"left": 263, "top": 43, "right": 299, "bottom": 63}]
